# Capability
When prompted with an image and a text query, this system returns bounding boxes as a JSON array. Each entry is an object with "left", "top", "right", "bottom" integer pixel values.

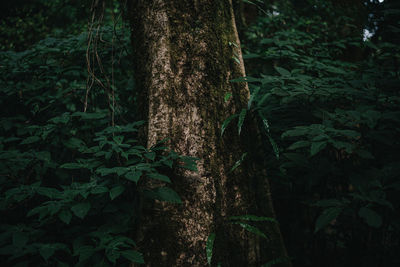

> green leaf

[
  {"left": 60, "top": 162, "right": 84, "bottom": 169},
  {"left": 20, "top": 136, "right": 40, "bottom": 145},
  {"left": 125, "top": 171, "right": 142, "bottom": 183},
  {"left": 206, "top": 233, "right": 216, "bottom": 265},
  {"left": 230, "top": 152, "right": 247, "bottom": 172},
  {"left": 237, "top": 109, "right": 247, "bottom": 135},
  {"left": 153, "top": 187, "right": 182, "bottom": 203},
  {"left": 36, "top": 187, "right": 61, "bottom": 199},
  {"left": 229, "top": 215, "right": 277, "bottom": 223},
  {"left": 248, "top": 87, "right": 260, "bottom": 109},
  {"left": 147, "top": 173, "right": 171, "bottom": 183},
  {"left": 91, "top": 186, "right": 109, "bottom": 194},
  {"left": 314, "top": 207, "right": 342, "bottom": 233},
  {"left": 231, "top": 222, "right": 267, "bottom": 239},
  {"left": 358, "top": 207, "right": 382, "bottom": 228},
  {"left": 310, "top": 141, "right": 327, "bottom": 156},
  {"left": 274, "top": 66, "right": 291, "bottom": 76},
  {"left": 39, "top": 244, "right": 56, "bottom": 261},
  {"left": 58, "top": 209, "right": 72, "bottom": 224},
  {"left": 109, "top": 185, "right": 125, "bottom": 200},
  {"left": 71, "top": 202, "right": 91, "bottom": 219},
  {"left": 144, "top": 152, "right": 156, "bottom": 161},
  {"left": 221, "top": 114, "right": 238, "bottom": 136},
  {"left": 75, "top": 245, "right": 95, "bottom": 263},
  {"left": 287, "top": 140, "right": 310, "bottom": 150},
  {"left": 121, "top": 250, "right": 144, "bottom": 264}
]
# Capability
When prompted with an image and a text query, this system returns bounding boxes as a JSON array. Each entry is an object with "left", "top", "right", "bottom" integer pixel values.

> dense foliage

[
  {"left": 0, "top": 3, "right": 194, "bottom": 266},
  {"left": 238, "top": 1, "right": 400, "bottom": 266},
  {"left": 0, "top": 0, "right": 399, "bottom": 266}
]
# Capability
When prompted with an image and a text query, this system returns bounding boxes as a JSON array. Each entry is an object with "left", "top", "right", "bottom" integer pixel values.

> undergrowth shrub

[{"left": 0, "top": 26, "right": 192, "bottom": 266}]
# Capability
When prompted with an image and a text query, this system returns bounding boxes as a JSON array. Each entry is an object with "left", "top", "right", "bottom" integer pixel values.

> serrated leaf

[
  {"left": 237, "top": 109, "right": 247, "bottom": 135},
  {"left": 58, "top": 209, "right": 72, "bottom": 224},
  {"left": 71, "top": 202, "right": 91, "bottom": 219},
  {"left": 231, "top": 222, "right": 267, "bottom": 239},
  {"left": 206, "top": 233, "right": 216, "bottom": 265},
  {"left": 109, "top": 185, "right": 125, "bottom": 200},
  {"left": 221, "top": 114, "right": 238, "bottom": 136},
  {"left": 358, "top": 207, "right": 382, "bottom": 228},
  {"left": 314, "top": 207, "right": 342, "bottom": 233},
  {"left": 125, "top": 171, "right": 142, "bottom": 183},
  {"left": 121, "top": 250, "right": 144, "bottom": 264}
]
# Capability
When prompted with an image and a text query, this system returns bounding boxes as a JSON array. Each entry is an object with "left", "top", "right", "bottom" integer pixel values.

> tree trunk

[{"left": 129, "top": 1, "right": 290, "bottom": 266}]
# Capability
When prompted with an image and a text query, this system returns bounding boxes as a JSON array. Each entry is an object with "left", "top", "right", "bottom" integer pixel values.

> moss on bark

[{"left": 129, "top": 1, "right": 290, "bottom": 266}]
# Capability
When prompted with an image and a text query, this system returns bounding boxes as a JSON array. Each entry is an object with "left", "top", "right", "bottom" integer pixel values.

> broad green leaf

[
  {"left": 153, "top": 187, "right": 182, "bottom": 203},
  {"left": 121, "top": 250, "right": 144, "bottom": 264},
  {"left": 58, "top": 210, "right": 72, "bottom": 224},
  {"left": 287, "top": 140, "right": 310, "bottom": 150},
  {"left": 76, "top": 245, "right": 95, "bottom": 263},
  {"left": 310, "top": 141, "right": 327, "bottom": 156},
  {"left": 231, "top": 222, "right": 267, "bottom": 239},
  {"left": 125, "top": 171, "right": 142, "bottom": 183},
  {"left": 180, "top": 156, "right": 198, "bottom": 171},
  {"left": 36, "top": 187, "right": 61, "bottom": 199},
  {"left": 148, "top": 173, "right": 171, "bottom": 183},
  {"left": 314, "top": 207, "right": 342, "bottom": 233},
  {"left": 237, "top": 108, "right": 247, "bottom": 135},
  {"left": 358, "top": 207, "right": 382, "bottom": 228},
  {"left": 71, "top": 202, "right": 91, "bottom": 219},
  {"left": 221, "top": 114, "right": 238, "bottom": 136},
  {"left": 91, "top": 186, "right": 109, "bottom": 194},
  {"left": 39, "top": 244, "right": 56, "bottom": 261},
  {"left": 144, "top": 152, "right": 156, "bottom": 161},
  {"left": 109, "top": 185, "right": 125, "bottom": 200},
  {"left": 206, "top": 233, "right": 216, "bottom": 265},
  {"left": 274, "top": 66, "right": 291, "bottom": 76}
]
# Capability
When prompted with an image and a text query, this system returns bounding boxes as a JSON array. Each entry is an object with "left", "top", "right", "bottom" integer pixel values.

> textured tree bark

[{"left": 129, "top": 1, "right": 290, "bottom": 266}]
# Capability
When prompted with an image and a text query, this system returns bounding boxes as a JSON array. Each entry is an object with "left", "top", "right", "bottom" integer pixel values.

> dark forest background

[{"left": 1, "top": 0, "right": 399, "bottom": 266}]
